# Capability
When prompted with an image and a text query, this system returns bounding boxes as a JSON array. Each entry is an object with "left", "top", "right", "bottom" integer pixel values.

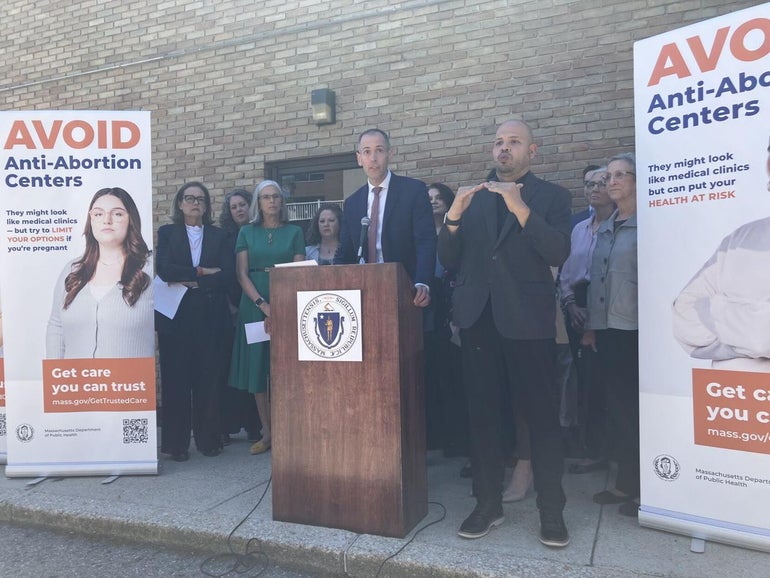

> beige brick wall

[{"left": 0, "top": 0, "right": 761, "bottom": 220}]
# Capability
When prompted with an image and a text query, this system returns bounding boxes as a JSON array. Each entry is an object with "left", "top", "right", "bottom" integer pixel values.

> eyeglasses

[
  {"left": 606, "top": 171, "right": 635, "bottom": 182},
  {"left": 259, "top": 194, "right": 282, "bottom": 201},
  {"left": 584, "top": 180, "right": 607, "bottom": 189},
  {"left": 183, "top": 195, "right": 207, "bottom": 205},
  {"left": 89, "top": 208, "right": 127, "bottom": 221}
]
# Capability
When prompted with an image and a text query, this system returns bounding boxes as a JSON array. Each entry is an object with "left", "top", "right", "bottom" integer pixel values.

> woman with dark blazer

[{"left": 156, "top": 182, "right": 234, "bottom": 461}]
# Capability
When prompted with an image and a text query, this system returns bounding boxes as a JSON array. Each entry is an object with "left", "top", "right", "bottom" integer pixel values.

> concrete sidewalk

[{"left": 0, "top": 433, "right": 767, "bottom": 577}]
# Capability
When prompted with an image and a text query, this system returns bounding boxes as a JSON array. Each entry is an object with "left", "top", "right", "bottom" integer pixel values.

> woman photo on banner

[
  {"left": 672, "top": 137, "right": 770, "bottom": 372},
  {"left": 46, "top": 187, "right": 153, "bottom": 359}
]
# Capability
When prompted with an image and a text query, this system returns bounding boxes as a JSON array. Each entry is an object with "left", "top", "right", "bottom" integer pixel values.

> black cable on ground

[
  {"left": 373, "top": 501, "right": 447, "bottom": 578},
  {"left": 199, "top": 475, "right": 273, "bottom": 577}
]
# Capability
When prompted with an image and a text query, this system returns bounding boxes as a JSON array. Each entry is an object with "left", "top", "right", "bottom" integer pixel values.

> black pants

[
  {"left": 424, "top": 331, "right": 470, "bottom": 456},
  {"left": 461, "top": 304, "right": 566, "bottom": 513},
  {"left": 158, "top": 328, "right": 226, "bottom": 455},
  {"left": 595, "top": 328, "right": 640, "bottom": 497},
  {"left": 564, "top": 311, "right": 607, "bottom": 459}
]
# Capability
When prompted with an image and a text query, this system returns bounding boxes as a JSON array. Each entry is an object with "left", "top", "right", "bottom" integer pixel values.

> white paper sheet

[
  {"left": 245, "top": 321, "right": 270, "bottom": 344},
  {"left": 272, "top": 260, "right": 318, "bottom": 268},
  {"left": 152, "top": 276, "right": 187, "bottom": 319}
]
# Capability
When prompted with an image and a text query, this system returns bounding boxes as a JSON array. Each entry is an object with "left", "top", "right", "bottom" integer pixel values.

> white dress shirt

[{"left": 366, "top": 170, "right": 391, "bottom": 263}]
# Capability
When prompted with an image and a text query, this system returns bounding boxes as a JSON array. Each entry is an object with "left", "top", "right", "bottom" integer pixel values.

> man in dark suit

[
  {"left": 438, "top": 120, "right": 572, "bottom": 547},
  {"left": 338, "top": 128, "right": 436, "bottom": 307}
]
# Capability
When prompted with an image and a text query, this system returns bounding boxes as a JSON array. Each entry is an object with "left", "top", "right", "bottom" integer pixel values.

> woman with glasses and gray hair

[
  {"left": 582, "top": 152, "right": 640, "bottom": 517},
  {"left": 228, "top": 180, "right": 305, "bottom": 455},
  {"left": 156, "top": 182, "right": 234, "bottom": 462}
]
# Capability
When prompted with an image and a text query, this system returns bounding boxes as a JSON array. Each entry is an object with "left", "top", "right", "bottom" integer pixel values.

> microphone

[{"left": 357, "top": 216, "right": 371, "bottom": 262}]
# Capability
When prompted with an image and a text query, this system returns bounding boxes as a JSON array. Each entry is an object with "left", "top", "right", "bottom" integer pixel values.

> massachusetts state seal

[
  {"left": 653, "top": 454, "right": 680, "bottom": 481},
  {"left": 16, "top": 423, "right": 34, "bottom": 443},
  {"left": 299, "top": 292, "right": 360, "bottom": 359}
]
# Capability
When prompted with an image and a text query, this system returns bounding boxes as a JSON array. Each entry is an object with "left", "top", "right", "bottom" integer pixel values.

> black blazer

[
  {"left": 438, "top": 172, "right": 571, "bottom": 340},
  {"left": 155, "top": 223, "right": 234, "bottom": 334},
  {"left": 338, "top": 173, "right": 436, "bottom": 285}
]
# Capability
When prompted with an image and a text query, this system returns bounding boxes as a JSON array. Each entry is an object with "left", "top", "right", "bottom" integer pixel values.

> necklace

[
  {"left": 99, "top": 258, "right": 124, "bottom": 267},
  {"left": 320, "top": 243, "right": 339, "bottom": 258},
  {"left": 265, "top": 224, "right": 280, "bottom": 244}
]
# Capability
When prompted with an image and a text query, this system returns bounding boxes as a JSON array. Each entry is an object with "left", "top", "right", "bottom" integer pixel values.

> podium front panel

[{"left": 269, "top": 263, "right": 427, "bottom": 537}]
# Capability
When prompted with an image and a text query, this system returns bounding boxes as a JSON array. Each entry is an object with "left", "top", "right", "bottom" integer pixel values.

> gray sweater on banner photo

[{"left": 46, "top": 260, "right": 155, "bottom": 359}]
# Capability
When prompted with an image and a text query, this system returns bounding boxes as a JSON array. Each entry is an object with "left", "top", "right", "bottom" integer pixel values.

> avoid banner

[
  {"left": 634, "top": 5, "right": 770, "bottom": 551},
  {"left": 0, "top": 111, "right": 157, "bottom": 476}
]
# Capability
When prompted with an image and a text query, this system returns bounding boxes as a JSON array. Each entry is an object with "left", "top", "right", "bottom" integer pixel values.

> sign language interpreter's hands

[
  {"left": 484, "top": 181, "right": 531, "bottom": 227},
  {"left": 443, "top": 183, "right": 485, "bottom": 229}
]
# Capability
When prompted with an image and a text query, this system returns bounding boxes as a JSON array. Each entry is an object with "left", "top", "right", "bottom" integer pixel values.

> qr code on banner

[
  {"left": 123, "top": 418, "right": 148, "bottom": 444},
  {"left": 0, "top": 414, "right": 5, "bottom": 437}
]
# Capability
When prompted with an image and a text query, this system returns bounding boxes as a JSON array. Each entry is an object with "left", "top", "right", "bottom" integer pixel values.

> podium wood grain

[{"left": 270, "top": 263, "right": 427, "bottom": 537}]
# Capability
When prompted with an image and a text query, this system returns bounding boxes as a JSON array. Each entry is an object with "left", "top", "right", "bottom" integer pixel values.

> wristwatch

[
  {"left": 255, "top": 297, "right": 265, "bottom": 307},
  {"left": 443, "top": 213, "right": 461, "bottom": 226}
]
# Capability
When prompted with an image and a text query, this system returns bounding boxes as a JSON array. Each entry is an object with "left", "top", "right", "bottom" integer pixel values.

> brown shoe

[{"left": 250, "top": 439, "right": 271, "bottom": 455}]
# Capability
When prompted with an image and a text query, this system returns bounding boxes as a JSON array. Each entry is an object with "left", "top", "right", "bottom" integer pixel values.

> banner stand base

[
  {"left": 640, "top": 510, "right": 770, "bottom": 554},
  {"left": 690, "top": 537, "right": 706, "bottom": 553}
]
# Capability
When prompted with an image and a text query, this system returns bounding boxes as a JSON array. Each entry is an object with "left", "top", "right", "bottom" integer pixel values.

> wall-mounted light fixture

[{"left": 311, "top": 88, "right": 336, "bottom": 125}]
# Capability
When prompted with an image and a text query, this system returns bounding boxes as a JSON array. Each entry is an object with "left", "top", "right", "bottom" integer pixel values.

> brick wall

[{"left": 0, "top": 0, "right": 761, "bottom": 220}]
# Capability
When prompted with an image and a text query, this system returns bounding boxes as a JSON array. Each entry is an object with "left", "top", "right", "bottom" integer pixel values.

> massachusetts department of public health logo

[
  {"left": 653, "top": 454, "right": 680, "bottom": 481},
  {"left": 16, "top": 423, "right": 34, "bottom": 443},
  {"left": 299, "top": 293, "right": 360, "bottom": 359}
]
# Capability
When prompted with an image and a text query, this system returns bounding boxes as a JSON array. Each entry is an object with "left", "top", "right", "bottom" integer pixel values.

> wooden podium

[{"left": 270, "top": 263, "right": 427, "bottom": 538}]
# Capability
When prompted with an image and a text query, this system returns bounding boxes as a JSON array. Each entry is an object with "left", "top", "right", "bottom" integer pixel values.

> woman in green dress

[{"left": 229, "top": 180, "right": 305, "bottom": 454}]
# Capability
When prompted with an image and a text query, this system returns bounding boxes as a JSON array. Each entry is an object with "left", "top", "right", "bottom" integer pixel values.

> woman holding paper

[
  {"left": 46, "top": 187, "right": 153, "bottom": 359},
  {"left": 156, "top": 182, "right": 233, "bottom": 461},
  {"left": 228, "top": 180, "right": 305, "bottom": 455}
]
